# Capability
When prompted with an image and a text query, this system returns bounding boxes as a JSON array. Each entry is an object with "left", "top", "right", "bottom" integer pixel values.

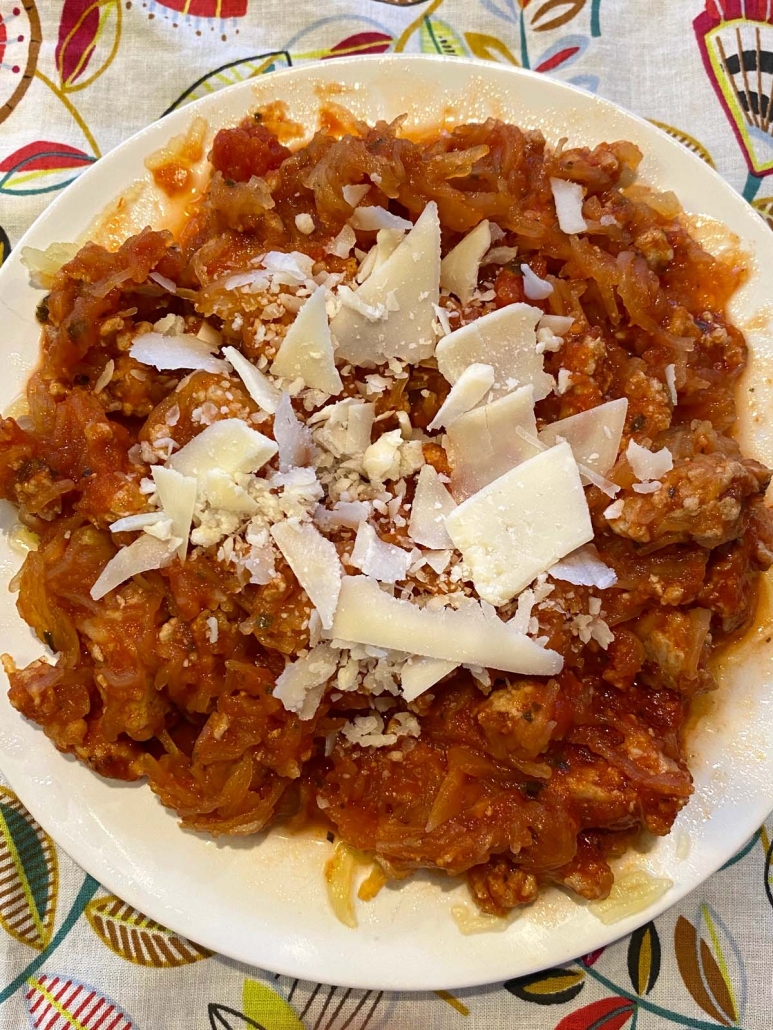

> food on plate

[{"left": 3, "top": 110, "right": 771, "bottom": 920}]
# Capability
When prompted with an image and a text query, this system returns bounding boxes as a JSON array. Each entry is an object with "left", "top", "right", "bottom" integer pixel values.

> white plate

[{"left": 1, "top": 55, "right": 773, "bottom": 992}]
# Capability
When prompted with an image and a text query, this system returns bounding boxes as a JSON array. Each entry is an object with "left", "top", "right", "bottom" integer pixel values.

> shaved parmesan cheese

[
  {"left": 344, "top": 402, "right": 375, "bottom": 455},
  {"left": 271, "top": 286, "right": 343, "bottom": 395},
  {"left": 408, "top": 465, "right": 456, "bottom": 548},
  {"left": 199, "top": 469, "right": 258, "bottom": 515},
  {"left": 550, "top": 177, "right": 588, "bottom": 234},
  {"left": 342, "top": 184, "right": 370, "bottom": 207},
  {"left": 331, "top": 202, "right": 441, "bottom": 365},
  {"left": 196, "top": 321, "right": 222, "bottom": 348},
  {"left": 539, "top": 398, "right": 628, "bottom": 477},
  {"left": 440, "top": 220, "right": 491, "bottom": 304},
  {"left": 271, "top": 519, "right": 342, "bottom": 629},
  {"left": 152, "top": 466, "right": 197, "bottom": 560},
  {"left": 424, "top": 549, "right": 452, "bottom": 574},
  {"left": 539, "top": 314, "right": 574, "bottom": 335},
  {"left": 351, "top": 522, "right": 412, "bottom": 583},
  {"left": 604, "top": 499, "right": 625, "bottom": 520},
  {"left": 435, "top": 303, "right": 553, "bottom": 402},
  {"left": 627, "top": 439, "right": 673, "bottom": 481},
  {"left": 169, "top": 419, "right": 277, "bottom": 479},
  {"left": 349, "top": 206, "right": 412, "bottom": 232},
  {"left": 401, "top": 656, "right": 458, "bottom": 702},
  {"left": 274, "top": 393, "right": 315, "bottom": 471},
  {"left": 91, "top": 534, "right": 177, "bottom": 601},
  {"left": 521, "top": 264, "right": 553, "bottom": 300},
  {"left": 632, "top": 481, "right": 661, "bottom": 493},
  {"left": 274, "top": 643, "right": 340, "bottom": 720},
  {"left": 445, "top": 385, "right": 541, "bottom": 500},
  {"left": 94, "top": 359, "right": 114, "bottom": 394},
  {"left": 356, "top": 228, "right": 404, "bottom": 284},
  {"left": 326, "top": 224, "right": 357, "bottom": 259},
  {"left": 482, "top": 246, "right": 519, "bottom": 265},
  {"left": 315, "top": 500, "right": 372, "bottom": 532},
  {"left": 130, "top": 332, "right": 226, "bottom": 373},
  {"left": 427, "top": 363, "right": 494, "bottom": 431},
  {"left": 333, "top": 577, "right": 562, "bottom": 675},
  {"left": 665, "top": 363, "right": 677, "bottom": 406},
  {"left": 548, "top": 544, "right": 617, "bottom": 589},
  {"left": 445, "top": 442, "right": 593, "bottom": 605},
  {"left": 262, "top": 250, "right": 315, "bottom": 283},
  {"left": 222, "top": 346, "right": 281, "bottom": 414},
  {"left": 109, "top": 512, "right": 165, "bottom": 534}
]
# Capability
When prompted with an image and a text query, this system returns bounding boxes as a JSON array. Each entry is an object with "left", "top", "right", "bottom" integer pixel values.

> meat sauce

[{"left": 2, "top": 113, "right": 772, "bottom": 915}]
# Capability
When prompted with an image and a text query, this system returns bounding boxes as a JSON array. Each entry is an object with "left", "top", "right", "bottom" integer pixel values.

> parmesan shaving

[
  {"left": 548, "top": 544, "right": 617, "bottom": 589},
  {"left": 550, "top": 177, "right": 588, "bottom": 234},
  {"left": 271, "top": 286, "right": 343, "bottom": 395},
  {"left": 90, "top": 534, "right": 178, "bottom": 601},
  {"left": 427, "top": 363, "right": 494, "bottom": 431},
  {"left": 351, "top": 522, "right": 412, "bottom": 583},
  {"left": 222, "top": 346, "right": 281, "bottom": 414},
  {"left": 130, "top": 331, "right": 226, "bottom": 373},
  {"left": 627, "top": 439, "right": 673, "bottom": 481},
  {"left": 349, "top": 206, "right": 412, "bottom": 232},
  {"left": 401, "top": 656, "right": 458, "bottom": 702},
  {"left": 274, "top": 643, "right": 340, "bottom": 720},
  {"left": 94, "top": 360, "right": 114, "bottom": 394},
  {"left": 665, "top": 363, "right": 678, "bottom": 406},
  {"left": 331, "top": 576, "right": 562, "bottom": 675},
  {"left": 169, "top": 419, "right": 277, "bottom": 479},
  {"left": 274, "top": 393, "right": 315, "bottom": 470},
  {"left": 152, "top": 465, "right": 197, "bottom": 560},
  {"left": 445, "top": 442, "right": 594, "bottom": 605},
  {"left": 408, "top": 465, "right": 456, "bottom": 549},
  {"left": 440, "top": 220, "right": 492, "bottom": 304},
  {"left": 435, "top": 303, "right": 553, "bottom": 402},
  {"left": 270, "top": 519, "right": 342, "bottom": 629}
]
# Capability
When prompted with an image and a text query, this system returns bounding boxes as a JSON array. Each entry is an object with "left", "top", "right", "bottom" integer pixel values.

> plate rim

[{"left": 0, "top": 53, "right": 772, "bottom": 992}]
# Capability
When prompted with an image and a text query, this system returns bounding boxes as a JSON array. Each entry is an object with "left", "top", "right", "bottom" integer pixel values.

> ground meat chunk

[
  {"left": 476, "top": 679, "right": 559, "bottom": 760},
  {"left": 607, "top": 452, "right": 770, "bottom": 548},
  {"left": 466, "top": 857, "right": 539, "bottom": 915},
  {"left": 633, "top": 607, "right": 713, "bottom": 695}
]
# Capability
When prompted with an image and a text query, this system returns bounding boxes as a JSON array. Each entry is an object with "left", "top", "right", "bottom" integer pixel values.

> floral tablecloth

[{"left": 1, "top": 1, "right": 772, "bottom": 1027}]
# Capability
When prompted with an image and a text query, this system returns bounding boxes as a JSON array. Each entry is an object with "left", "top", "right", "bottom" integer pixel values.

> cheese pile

[{"left": 94, "top": 193, "right": 645, "bottom": 741}]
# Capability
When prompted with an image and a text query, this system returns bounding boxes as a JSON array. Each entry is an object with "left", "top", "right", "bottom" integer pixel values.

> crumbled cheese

[
  {"left": 295, "top": 213, "right": 315, "bottom": 235},
  {"left": 445, "top": 385, "right": 540, "bottom": 500},
  {"left": 632, "top": 481, "right": 662, "bottom": 494},
  {"left": 222, "top": 346, "right": 281, "bottom": 414},
  {"left": 440, "top": 220, "right": 491, "bottom": 305},
  {"left": 362, "top": 430, "right": 423, "bottom": 484},
  {"left": 556, "top": 369, "right": 574, "bottom": 395},
  {"left": 550, "top": 177, "right": 588, "bottom": 234},
  {"left": 548, "top": 543, "right": 617, "bottom": 589},
  {"left": 332, "top": 576, "right": 562, "bottom": 675},
  {"left": 351, "top": 521, "right": 412, "bottom": 583},
  {"left": 206, "top": 616, "right": 219, "bottom": 644},
  {"left": 271, "top": 286, "right": 343, "bottom": 395},
  {"left": 331, "top": 202, "right": 441, "bottom": 365},
  {"left": 520, "top": 263, "right": 554, "bottom": 300},
  {"left": 131, "top": 331, "right": 226, "bottom": 373},
  {"left": 340, "top": 710, "right": 420, "bottom": 748},
  {"left": 435, "top": 303, "right": 553, "bottom": 402},
  {"left": 270, "top": 519, "right": 342, "bottom": 629},
  {"left": 665, "top": 363, "right": 678, "bottom": 406},
  {"left": 408, "top": 465, "right": 456, "bottom": 549},
  {"left": 445, "top": 442, "right": 594, "bottom": 606},
  {"left": 627, "top": 439, "right": 674, "bottom": 481},
  {"left": 604, "top": 499, "right": 625, "bottom": 520},
  {"left": 274, "top": 643, "right": 340, "bottom": 720},
  {"left": 427, "top": 363, "right": 494, "bottom": 431}
]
